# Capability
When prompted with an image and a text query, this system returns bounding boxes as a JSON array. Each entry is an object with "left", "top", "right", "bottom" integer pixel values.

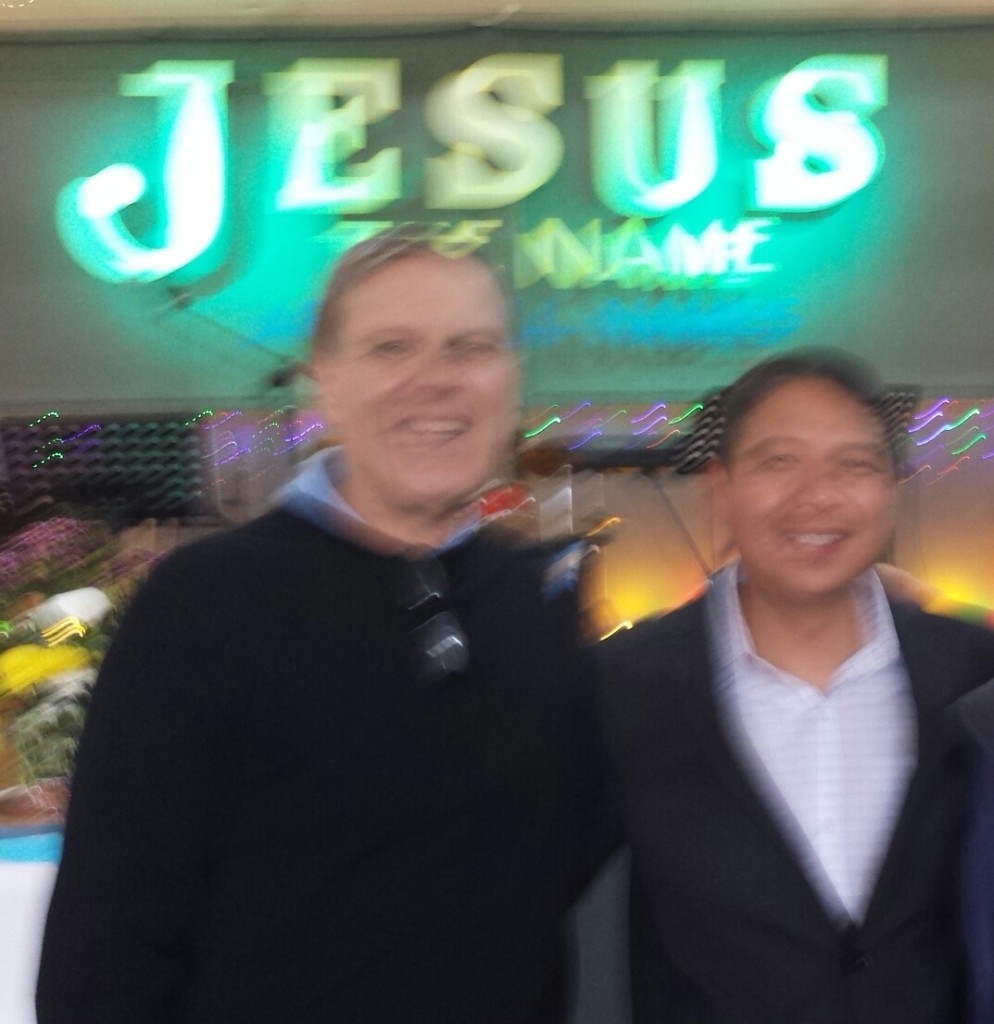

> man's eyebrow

[
  {"left": 736, "top": 437, "right": 888, "bottom": 458},
  {"left": 836, "top": 441, "right": 889, "bottom": 453},
  {"left": 736, "top": 436, "right": 798, "bottom": 458},
  {"left": 449, "top": 328, "right": 507, "bottom": 339},
  {"left": 358, "top": 325, "right": 416, "bottom": 339},
  {"left": 439, "top": 328, "right": 511, "bottom": 348}
]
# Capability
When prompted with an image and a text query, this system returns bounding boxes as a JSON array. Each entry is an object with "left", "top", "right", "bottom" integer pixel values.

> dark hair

[
  {"left": 717, "top": 348, "right": 908, "bottom": 471},
  {"left": 311, "top": 225, "right": 507, "bottom": 353}
]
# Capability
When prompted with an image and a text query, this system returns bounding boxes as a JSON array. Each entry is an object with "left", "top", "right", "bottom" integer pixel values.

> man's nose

[
  {"left": 792, "top": 464, "right": 845, "bottom": 507},
  {"left": 407, "top": 345, "right": 461, "bottom": 391}
]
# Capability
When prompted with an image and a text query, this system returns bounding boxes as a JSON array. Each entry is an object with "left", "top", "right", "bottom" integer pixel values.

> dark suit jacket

[
  {"left": 598, "top": 597, "right": 994, "bottom": 1024},
  {"left": 956, "top": 678, "right": 994, "bottom": 1024}
]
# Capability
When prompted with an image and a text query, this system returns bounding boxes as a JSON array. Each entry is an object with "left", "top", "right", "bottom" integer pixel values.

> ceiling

[{"left": 2, "top": 0, "right": 993, "bottom": 39}]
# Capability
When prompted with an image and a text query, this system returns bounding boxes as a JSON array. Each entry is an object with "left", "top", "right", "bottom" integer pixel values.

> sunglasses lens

[
  {"left": 398, "top": 558, "right": 469, "bottom": 683},
  {"left": 411, "top": 611, "right": 469, "bottom": 683},
  {"left": 395, "top": 559, "right": 446, "bottom": 609}
]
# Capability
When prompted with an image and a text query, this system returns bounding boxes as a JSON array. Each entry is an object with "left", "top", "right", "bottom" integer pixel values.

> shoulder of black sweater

[
  {"left": 136, "top": 511, "right": 592, "bottom": 635},
  {"left": 137, "top": 509, "right": 392, "bottom": 599},
  {"left": 158, "top": 508, "right": 377, "bottom": 566},
  {"left": 158, "top": 511, "right": 567, "bottom": 577}
]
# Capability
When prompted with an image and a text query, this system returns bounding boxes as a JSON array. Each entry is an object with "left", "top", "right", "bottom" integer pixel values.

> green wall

[{"left": 0, "top": 26, "right": 992, "bottom": 412}]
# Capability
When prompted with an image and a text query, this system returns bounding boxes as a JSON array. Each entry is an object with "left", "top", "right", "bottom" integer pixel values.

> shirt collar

[
  {"left": 276, "top": 446, "right": 479, "bottom": 552},
  {"left": 707, "top": 560, "right": 902, "bottom": 690}
]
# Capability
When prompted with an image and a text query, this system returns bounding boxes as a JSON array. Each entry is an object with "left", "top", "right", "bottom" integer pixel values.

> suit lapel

[
  {"left": 955, "top": 677, "right": 994, "bottom": 756},
  {"left": 646, "top": 599, "right": 979, "bottom": 940},
  {"left": 860, "top": 605, "right": 958, "bottom": 930},
  {"left": 672, "top": 599, "right": 848, "bottom": 932}
]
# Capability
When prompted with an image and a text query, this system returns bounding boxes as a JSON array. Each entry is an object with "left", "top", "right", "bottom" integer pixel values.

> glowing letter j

[{"left": 56, "top": 61, "right": 234, "bottom": 283}]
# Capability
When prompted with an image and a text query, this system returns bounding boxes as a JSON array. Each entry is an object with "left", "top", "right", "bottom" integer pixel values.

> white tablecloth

[{"left": 0, "top": 860, "right": 57, "bottom": 1024}]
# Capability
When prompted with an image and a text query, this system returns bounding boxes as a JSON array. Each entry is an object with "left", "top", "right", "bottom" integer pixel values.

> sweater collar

[{"left": 276, "top": 446, "right": 478, "bottom": 553}]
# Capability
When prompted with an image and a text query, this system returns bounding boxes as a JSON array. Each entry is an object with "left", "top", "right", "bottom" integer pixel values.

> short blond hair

[{"left": 311, "top": 227, "right": 507, "bottom": 353}]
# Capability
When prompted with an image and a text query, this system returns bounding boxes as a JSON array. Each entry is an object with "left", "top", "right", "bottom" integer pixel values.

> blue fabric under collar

[{"left": 276, "top": 447, "right": 478, "bottom": 552}]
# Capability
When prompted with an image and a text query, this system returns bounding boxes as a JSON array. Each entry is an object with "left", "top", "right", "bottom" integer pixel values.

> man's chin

[{"left": 412, "top": 491, "right": 482, "bottom": 526}]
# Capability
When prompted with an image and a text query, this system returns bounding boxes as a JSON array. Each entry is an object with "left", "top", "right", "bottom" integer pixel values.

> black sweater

[{"left": 37, "top": 510, "right": 606, "bottom": 1024}]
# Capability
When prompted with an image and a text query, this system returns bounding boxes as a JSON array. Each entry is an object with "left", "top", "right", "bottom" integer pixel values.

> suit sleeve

[{"left": 36, "top": 554, "right": 238, "bottom": 1024}]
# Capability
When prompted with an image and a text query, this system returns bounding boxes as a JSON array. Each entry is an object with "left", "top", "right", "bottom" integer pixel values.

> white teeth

[
  {"left": 792, "top": 533, "right": 842, "bottom": 546},
  {"left": 408, "top": 420, "right": 465, "bottom": 435}
]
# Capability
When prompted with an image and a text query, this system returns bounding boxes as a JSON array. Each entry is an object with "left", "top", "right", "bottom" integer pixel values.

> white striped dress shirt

[{"left": 707, "top": 563, "right": 917, "bottom": 923}]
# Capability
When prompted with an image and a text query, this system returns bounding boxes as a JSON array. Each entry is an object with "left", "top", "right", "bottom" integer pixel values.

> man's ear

[
  {"left": 311, "top": 351, "right": 341, "bottom": 429},
  {"left": 708, "top": 458, "right": 731, "bottom": 526},
  {"left": 507, "top": 348, "right": 523, "bottom": 422}
]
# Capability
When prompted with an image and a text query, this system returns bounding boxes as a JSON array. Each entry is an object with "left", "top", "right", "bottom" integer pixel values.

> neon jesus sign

[{"left": 55, "top": 53, "right": 887, "bottom": 287}]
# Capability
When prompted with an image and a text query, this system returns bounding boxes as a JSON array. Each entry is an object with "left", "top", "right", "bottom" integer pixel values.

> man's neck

[
  {"left": 738, "top": 582, "right": 863, "bottom": 691},
  {"left": 339, "top": 490, "right": 477, "bottom": 555}
]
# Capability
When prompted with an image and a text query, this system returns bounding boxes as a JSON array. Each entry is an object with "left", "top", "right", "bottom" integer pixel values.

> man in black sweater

[{"left": 36, "top": 232, "right": 606, "bottom": 1023}]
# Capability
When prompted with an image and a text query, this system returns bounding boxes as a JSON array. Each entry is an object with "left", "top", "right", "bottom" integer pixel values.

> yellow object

[
  {"left": 0, "top": 644, "right": 91, "bottom": 697},
  {"left": 41, "top": 617, "right": 88, "bottom": 646}
]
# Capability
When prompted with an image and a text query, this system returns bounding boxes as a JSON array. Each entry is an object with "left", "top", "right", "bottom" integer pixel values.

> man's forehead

[
  {"left": 735, "top": 385, "right": 885, "bottom": 435},
  {"left": 737, "top": 433, "right": 888, "bottom": 456},
  {"left": 340, "top": 254, "right": 508, "bottom": 325},
  {"left": 360, "top": 248, "right": 497, "bottom": 285}
]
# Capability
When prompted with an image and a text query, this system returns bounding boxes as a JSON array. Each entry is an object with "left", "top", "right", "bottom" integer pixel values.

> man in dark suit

[
  {"left": 598, "top": 350, "right": 994, "bottom": 1024},
  {"left": 959, "top": 678, "right": 994, "bottom": 1024}
]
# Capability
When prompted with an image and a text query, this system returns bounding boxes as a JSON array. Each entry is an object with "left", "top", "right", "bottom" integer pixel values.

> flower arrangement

[{"left": 0, "top": 512, "right": 159, "bottom": 814}]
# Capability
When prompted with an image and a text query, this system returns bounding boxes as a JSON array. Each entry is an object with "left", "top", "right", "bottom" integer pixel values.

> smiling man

[
  {"left": 598, "top": 350, "right": 994, "bottom": 1024},
  {"left": 36, "top": 231, "right": 605, "bottom": 1024},
  {"left": 308, "top": 234, "right": 518, "bottom": 549}
]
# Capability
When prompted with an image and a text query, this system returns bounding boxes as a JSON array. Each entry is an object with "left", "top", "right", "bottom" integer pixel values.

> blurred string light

[
  {"left": 647, "top": 428, "right": 681, "bottom": 449},
  {"left": 518, "top": 395, "right": 994, "bottom": 624},
  {"left": 194, "top": 408, "right": 323, "bottom": 487},
  {"left": 630, "top": 402, "right": 666, "bottom": 424},
  {"left": 561, "top": 402, "right": 591, "bottom": 421},
  {"left": 568, "top": 430, "right": 603, "bottom": 450},
  {"left": 515, "top": 395, "right": 994, "bottom": 477},
  {"left": 914, "top": 398, "right": 949, "bottom": 420},
  {"left": 27, "top": 412, "right": 59, "bottom": 428},
  {"left": 909, "top": 411, "right": 942, "bottom": 432},
  {"left": 6, "top": 401, "right": 994, "bottom": 619},
  {"left": 951, "top": 432, "right": 986, "bottom": 455},
  {"left": 40, "top": 618, "right": 87, "bottom": 646},
  {"left": 523, "top": 415, "right": 561, "bottom": 439},
  {"left": 914, "top": 408, "right": 979, "bottom": 446},
  {"left": 670, "top": 403, "right": 703, "bottom": 424},
  {"left": 600, "top": 621, "right": 634, "bottom": 640},
  {"left": 632, "top": 411, "right": 669, "bottom": 435},
  {"left": 934, "top": 456, "right": 971, "bottom": 481},
  {"left": 10, "top": 398, "right": 994, "bottom": 482}
]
